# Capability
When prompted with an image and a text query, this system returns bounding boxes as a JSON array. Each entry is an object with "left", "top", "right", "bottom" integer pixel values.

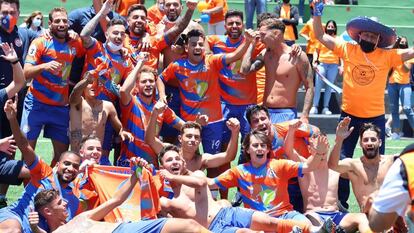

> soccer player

[
  {"left": 209, "top": 130, "right": 325, "bottom": 222},
  {"left": 158, "top": 144, "right": 333, "bottom": 233},
  {"left": 159, "top": 28, "right": 254, "bottom": 158},
  {"left": 0, "top": 97, "right": 82, "bottom": 233},
  {"left": 118, "top": 56, "right": 183, "bottom": 168},
  {"left": 69, "top": 71, "right": 133, "bottom": 153},
  {"left": 22, "top": 7, "right": 85, "bottom": 166}
]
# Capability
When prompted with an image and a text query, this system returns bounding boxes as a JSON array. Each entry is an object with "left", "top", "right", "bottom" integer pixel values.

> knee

[{"left": 185, "top": 219, "right": 205, "bottom": 232}]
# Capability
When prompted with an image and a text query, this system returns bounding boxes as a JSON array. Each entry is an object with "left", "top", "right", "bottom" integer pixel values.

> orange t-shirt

[
  {"left": 333, "top": 41, "right": 403, "bottom": 117},
  {"left": 389, "top": 58, "right": 414, "bottom": 84},
  {"left": 207, "top": 0, "right": 228, "bottom": 24},
  {"left": 280, "top": 5, "right": 295, "bottom": 41},
  {"left": 147, "top": 4, "right": 165, "bottom": 25},
  {"left": 300, "top": 19, "right": 318, "bottom": 54},
  {"left": 316, "top": 39, "right": 340, "bottom": 64},
  {"left": 116, "top": 0, "right": 143, "bottom": 17}
]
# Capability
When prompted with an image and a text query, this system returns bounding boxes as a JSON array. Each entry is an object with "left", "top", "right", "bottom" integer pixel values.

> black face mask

[
  {"left": 359, "top": 39, "right": 376, "bottom": 53},
  {"left": 399, "top": 43, "right": 408, "bottom": 49},
  {"left": 282, "top": 0, "right": 290, "bottom": 3},
  {"left": 326, "top": 29, "right": 335, "bottom": 35}
]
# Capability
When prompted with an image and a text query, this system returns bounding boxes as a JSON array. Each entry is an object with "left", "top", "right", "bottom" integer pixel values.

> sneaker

[
  {"left": 322, "top": 108, "right": 332, "bottom": 115},
  {"left": 385, "top": 127, "right": 392, "bottom": 137},
  {"left": 390, "top": 132, "right": 401, "bottom": 140},
  {"left": 310, "top": 107, "right": 318, "bottom": 114},
  {"left": 231, "top": 191, "right": 243, "bottom": 207},
  {"left": 298, "top": 17, "right": 304, "bottom": 24},
  {"left": 0, "top": 197, "right": 7, "bottom": 209}
]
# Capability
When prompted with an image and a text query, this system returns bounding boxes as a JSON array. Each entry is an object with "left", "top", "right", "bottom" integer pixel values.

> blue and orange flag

[{"left": 87, "top": 165, "right": 161, "bottom": 222}]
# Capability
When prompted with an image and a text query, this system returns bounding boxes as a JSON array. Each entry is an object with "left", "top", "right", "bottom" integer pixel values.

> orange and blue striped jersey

[
  {"left": 25, "top": 36, "right": 85, "bottom": 106},
  {"left": 9, "top": 156, "right": 81, "bottom": 232},
  {"left": 160, "top": 54, "right": 225, "bottom": 122},
  {"left": 214, "top": 159, "right": 302, "bottom": 217},
  {"left": 124, "top": 33, "right": 170, "bottom": 69},
  {"left": 271, "top": 121, "right": 317, "bottom": 159},
  {"left": 207, "top": 35, "right": 264, "bottom": 105},
  {"left": 83, "top": 38, "right": 133, "bottom": 102},
  {"left": 120, "top": 96, "right": 181, "bottom": 166}
]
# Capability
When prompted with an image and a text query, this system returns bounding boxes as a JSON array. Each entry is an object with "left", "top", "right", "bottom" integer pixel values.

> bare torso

[
  {"left": 263, "top": 48, "right": 303, "bottom": 108},
  {"left": 69, "top": 98, "right": 111, "bottom": 151},
  {"left": 164, "top": 173, "right": 225, "bottom": 228},
  {"left": 53, "top": 213, "right": 120, "bottom": 233},
  {"left": 300, "top": 165, "right": 340, "bottom": 212},
  {"left": 346, "top": 156, "right": 394, "bottom": 212}
]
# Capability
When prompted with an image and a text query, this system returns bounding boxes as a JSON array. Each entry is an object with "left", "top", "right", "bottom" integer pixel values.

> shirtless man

[
  {"left": 28, "top": 163, "right": 210, "bottom": 233},
  {"left": 69, "top": 72, "right": 133, "bottom": 152},
  {"left": 241, "top": 18, "right": 313, "bottom": 124},
  {"left": 286, "top": 121, "right": 371, "bottom": 233},
  {"left": 158, "top": 144, "right": 334, "bottom": 233},
  {"left": 328, "top": 117, "right": 395, "bottom": 213}
]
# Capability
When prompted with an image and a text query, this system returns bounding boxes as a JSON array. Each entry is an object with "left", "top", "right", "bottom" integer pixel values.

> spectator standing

[{"left": 274, "top": 0, "right": 299, "bottom": 46}]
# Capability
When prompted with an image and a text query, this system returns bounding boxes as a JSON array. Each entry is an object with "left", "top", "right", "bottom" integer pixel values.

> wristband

[
  {"left": 310, "top": 0, "right": 324, "bottom": 17},
  {"left": 11, "top": 60, "right": 19, "bottom": 64}
]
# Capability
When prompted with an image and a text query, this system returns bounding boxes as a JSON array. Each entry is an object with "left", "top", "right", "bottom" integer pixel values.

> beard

[
  {"left": 51, "top": 28, "right": 68, "bottom": 40},
  {"left": 363, "top": 146, "right": 379, "bottom": 159}
]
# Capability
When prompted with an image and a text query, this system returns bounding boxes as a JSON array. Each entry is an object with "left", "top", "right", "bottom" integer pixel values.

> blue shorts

[
  {"left": 113, "top": 218, "right": 167, "bottom": 233},
  {"left": 0, "top": 207, "right": 30, "bottom": 233},
  {"left": 20, "top": 94, "right": 69, "bottom": 144},
  {"left": 160, "top": 85, "right": 181, "bottom": 138},
  {"left": 202, "top": 120, "right": 224, "bottom": 154},
  {"left": 315, "top": 211, "right": 347, "bottom": 225},
  {"left": 221, "top": 102, "right": 252, "bottom": 142},
  {"left": 209, "top": 207, "right": 254, "bottom": 233},
  {"left": 268, "top": 108, "right": 297, "bottom": 124},
  {"left": 0, "top": 154, "right": 24, "bottom": 185},
  {"left": 276, "top": 210, "right": 309, "bottom": 222}
]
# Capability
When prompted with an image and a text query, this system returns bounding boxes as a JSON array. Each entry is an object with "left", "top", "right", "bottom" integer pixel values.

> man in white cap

[{"left": 311, "top": 0, "right": 414, "bottom": 210}]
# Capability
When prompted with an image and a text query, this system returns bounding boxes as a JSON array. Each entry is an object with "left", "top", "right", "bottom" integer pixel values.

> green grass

[{"left": 6, "top": 134, "right": 413, "bottom": 214}]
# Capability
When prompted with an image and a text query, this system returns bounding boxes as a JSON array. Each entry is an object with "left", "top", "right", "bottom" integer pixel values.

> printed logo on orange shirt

[{"left": 352, "top": 65, "right": 375, "bottom": 86}]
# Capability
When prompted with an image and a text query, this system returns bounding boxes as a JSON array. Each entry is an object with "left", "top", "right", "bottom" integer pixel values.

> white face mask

[
  {"left": 32, "top": 18, "right": 41, "bottom": 28},
  {"left": 106, "top": 41, "right": 123, "bottom": 52}
]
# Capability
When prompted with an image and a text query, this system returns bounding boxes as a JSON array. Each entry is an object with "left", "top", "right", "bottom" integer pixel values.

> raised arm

[
  {"left": 328, "top": 117, "right": 354, "bottom": 173},
  {"left": 69, "top": 72, "right": 93, "bottom": 106},
  {"left": 164, "top": 0, "right": 197, "bottom": 44},
  {"left": 312, "top": 0, "right": 336, "bottom": 51},
  {"left": 92, "top": 0, "right": 113, "bottom": 34},
  {"left": 4, "top": 96, "right": 36, "bottom": 166},
  {"left": 400, "top": 48, "right": 414, "bottom": 62},
  {"left": 224, "top": 29, "right": 254, "bottom": 65},
  {"left": 299, "top": 52, "right": 314, "bottom": 124},
  {"left": 144, "top": 101, "right": 167, "bottom": 154},
  {"left": 80, "top": 0, "right": 113, "bottom": 48},
  {"left": 201, "top": 118, "right": 240, "bottom": 168},
  {"left": 239, "top": 39, "right": 265, "bottom": 75},
  {"left": 284, "top": 120, "right": 307, "bottom": 162},
  {"left": 119, "top": 56, "right": 145, "bottom": 105},
  {"left": 1, "top": 43, "right": 25, "bottom": 99},
  {"left": 301, "top": 134, "right": 329, "bottom": 173}
]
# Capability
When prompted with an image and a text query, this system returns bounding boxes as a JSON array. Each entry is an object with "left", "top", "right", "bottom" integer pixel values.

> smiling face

[
  {"left": 186, "top": 36, "right": 205, "bottom": 64},
  {"left": 56, "top": 153, "right": 80, "bottom": 184},
  {"left": 225, "top": 15, "right": 243, "bottom": 39},
  {"left": 360, "top": 130, "right": 381, "bottom": 159},
  {"left": 106, "top": 24, "right": 126, "bottom": 47},
  {"left": 127, "top": 9, "right": 147, "bottom": 37},
  {"left": 249, "top": 110, "right": 272, "bottom": 137},
  {"left": 49, "top": 196, "right": 69, "bottom": 222},
  {"left": 246, "top": 134, "right": 270, "bottom": 167},
  {"left": 160, "top": 150, "right": 185, "bottom": 175},
  {"left": 84, "top": 80, "right": 101, "bottom": 99},
  {"left": 79, "top": 138, "right": 102, "bottom": 163},
  {"left": 49, "top": 11, "right": 68, "bottom": 40},
  {"left": 164, "top": 0, "right": 182, "bottom": 21},
  {"left": 136, "top": 72, "right": 156, "bottom": 98},
  {"left": 179, "top": 127, "right": 201, "bottom": 154}
]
